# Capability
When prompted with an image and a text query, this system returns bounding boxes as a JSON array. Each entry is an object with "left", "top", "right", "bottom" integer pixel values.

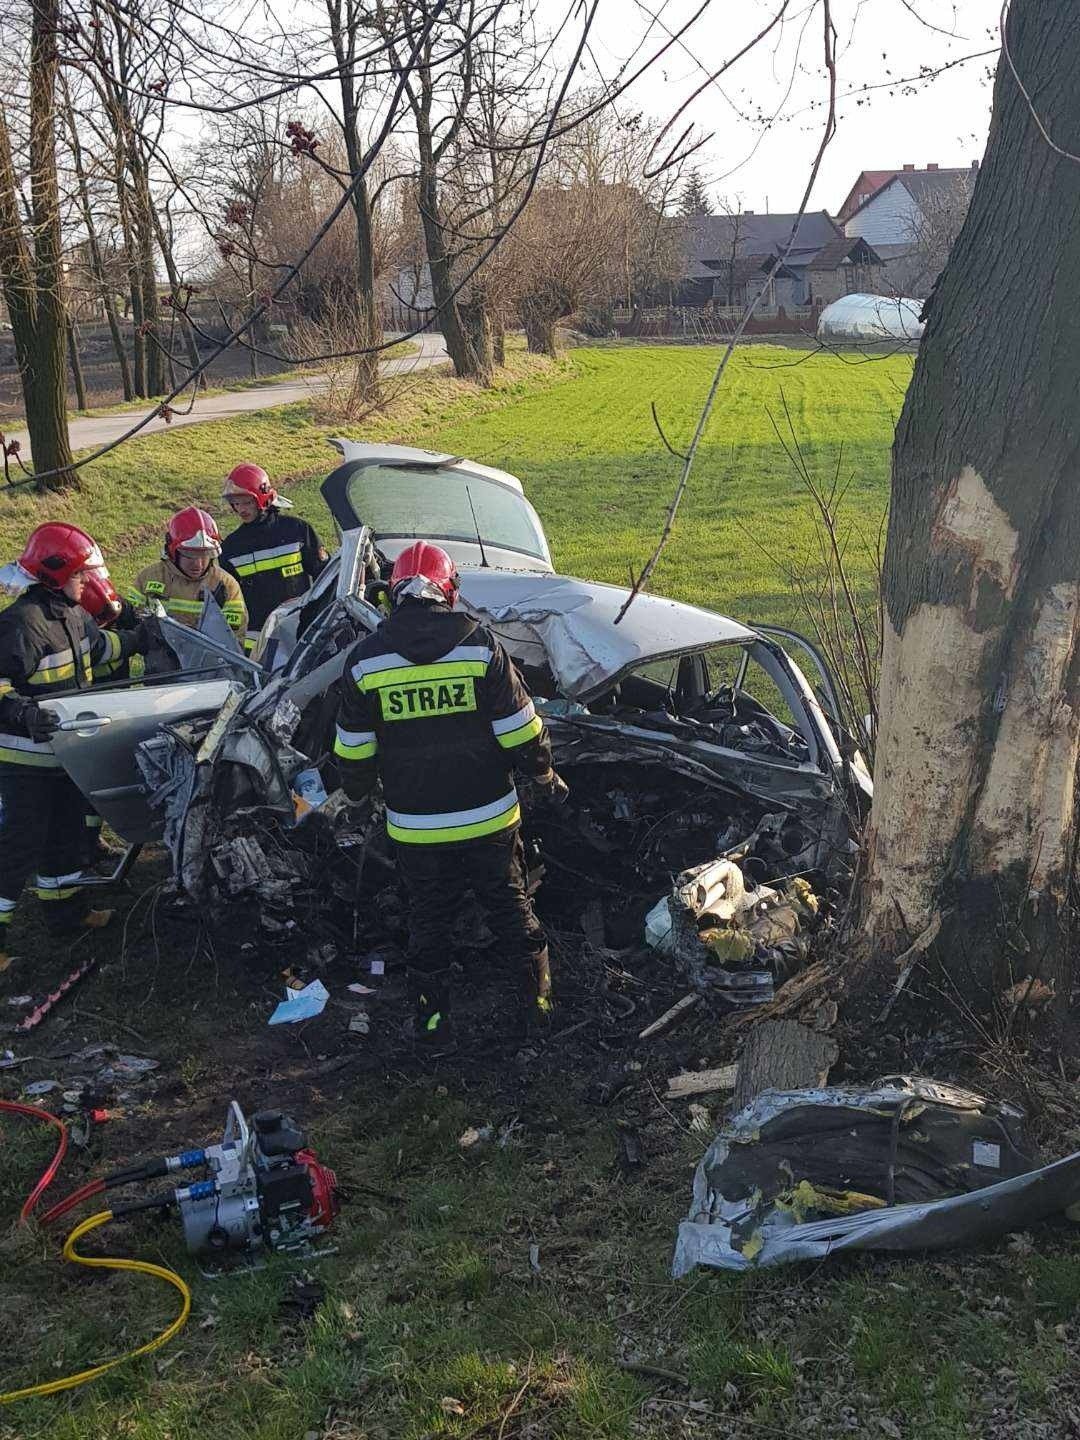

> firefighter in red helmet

[
  {"left": 219, "top": 463, "right": 326, "bottom": 654},
  {"left": 127, "top": 507, "right": 246, "bottom": 637},
  {"left": 0, "top": 524, "right": 151, "bottom": 968},
  {"left": 333, "top": 540, "right": 567, "bottom": 1046}
]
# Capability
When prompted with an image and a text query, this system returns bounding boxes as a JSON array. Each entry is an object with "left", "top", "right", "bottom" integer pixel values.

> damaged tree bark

[
  {"left": 863, "top": 0, "right": 1080, "bottom": 1004},
  {"left": 733, "top": 1019, "right": 838, "bottom": 1110}
]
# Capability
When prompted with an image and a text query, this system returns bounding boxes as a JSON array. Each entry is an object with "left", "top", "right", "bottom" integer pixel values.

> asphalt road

[{"left": 7, "top": 331, "right": 449, "bottom": 459}]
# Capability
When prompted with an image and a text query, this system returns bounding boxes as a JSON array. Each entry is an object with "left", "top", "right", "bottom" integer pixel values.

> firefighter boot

[
  {"left": 517, "top": 946, "right": 553, "bottom": 1044},
  {"left": 409, "top": 970, "right": 456, "bottom": 1051}
]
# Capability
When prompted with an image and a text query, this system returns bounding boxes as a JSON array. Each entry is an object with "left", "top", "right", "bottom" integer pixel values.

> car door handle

[{"left": 56, "top": 716, "right": 113, "bottom": 731}]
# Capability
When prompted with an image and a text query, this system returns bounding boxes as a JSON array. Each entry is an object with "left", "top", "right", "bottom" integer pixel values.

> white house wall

[{"left": 844, "top": 183, "right": 923, "bottom": 247}]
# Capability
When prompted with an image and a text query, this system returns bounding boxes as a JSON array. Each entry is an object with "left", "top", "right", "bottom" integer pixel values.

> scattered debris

[
  {"left": 0, "top": 1049, "right": 24, "bottom": 1069},
  {"left": 665, "top": 1066, "right": 737, "bottom": 1100},
  {"left": 639, "top": 993, "right": 700, "bottom": 1040},
  {"left": 23, "top": 1079, "right": 61, "bottom": 1096},
  {"left": 458, "top": 1124, "right": 494, "bottom": 1152},
  {"left": 618, "top": 1126, "right": 644, "bottom": 1171},
  {"left": 96, "top": 1055, "right": 159, "bottom": 1085},
  {"left": 674, "top": 1076, "right": 1072, "bottom": 1274},
  {"left": 6, "top": 995, "right": 32, "bottom": 1007},
  {"left": 733, "top": 1018, "right": 838, "bottom": 1109},
  {"left": 646, "top": 850, "right": 819, "bottom": 1007},
  {"left": 687, "top": 1102, "right": 711, "bottom": 1133},
  {"left": 528, "top": 1243, "right": 542, "bottom": 1273},
  {"left": 278, "top": 1278, "right": 326, "bottom": 1321},
  {"left": 268, "top": 979, "right": 329, "bottom": 1025},
  {"left": 348, "top": 1011, "right": 370, "bottom": 1036},
  {"left": 439, "top": 1398, "right": 466, "bottom": 1417},
  {"left": 1001, "top": 976, "right": 1055, "bottom": 1010},
  {"left": 15, "top": 955, "right": 97, "bottom": 1032},
  {"left": 347, "top": 983, "right": 376, "bottom": 996}
]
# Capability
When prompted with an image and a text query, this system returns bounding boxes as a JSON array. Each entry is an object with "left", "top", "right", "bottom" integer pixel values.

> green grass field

[
  {"left": 6, "top": 344, "right": 1078, "bottom": 1440},
  {"left": 0, "top": 342, "right": 906, "bottom": 629}
]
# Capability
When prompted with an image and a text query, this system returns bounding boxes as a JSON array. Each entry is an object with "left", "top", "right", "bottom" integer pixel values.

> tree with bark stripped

[{"left": 863, "top": 0, "right": 1080, "bottom": 1006}]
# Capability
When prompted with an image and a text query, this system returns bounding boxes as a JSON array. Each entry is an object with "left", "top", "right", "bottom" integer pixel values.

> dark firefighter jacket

[
  {"left": 333, "top": 601, "right": 554, "bottom": 845},
  {"left": 0, "top": 585, "right": 136, "bottom": 768},
  {"left": 219, "top": 509, "right": 327, "bottom": 652}
]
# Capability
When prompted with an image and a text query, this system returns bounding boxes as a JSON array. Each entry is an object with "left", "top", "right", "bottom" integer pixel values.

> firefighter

[
  {"left": 219, "top": 463, "right": 327, "bottom": 654},
  {"left": 127, "top": 507, "right": 246, "bottom": 638},
  {"left": 0, "top": 524, "right": 150, "bottom": 968},
  {"left": 333, "top": 541, "right": 567, "bottom": 1045}
]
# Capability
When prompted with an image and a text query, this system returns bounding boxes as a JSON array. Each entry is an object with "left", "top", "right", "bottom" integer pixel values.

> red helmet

[
  {"left": 80, "top": 571, "right": 122, "bottom": 626},
  {"left": 165, "top": 507, "right": 222, "bottom": 566},
  {"left": 222, "top": 462, "right": 292, "bottom": 511},
  {"left": 389, "top": 541, "right": 460, "bottom": 607},
  {"left": 18, "top": 523, "right": 104, "bottom": 590}
]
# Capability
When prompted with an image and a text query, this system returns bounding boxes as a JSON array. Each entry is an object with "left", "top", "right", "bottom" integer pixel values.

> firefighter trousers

[
  {"left": 0, "top": 765, "right": 91, "bottom": 933},
  {"left": 393, "top": 827, "right": 550, "bottom": 1016}
]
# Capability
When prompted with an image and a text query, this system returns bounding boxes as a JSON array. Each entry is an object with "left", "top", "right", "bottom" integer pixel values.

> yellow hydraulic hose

[{"left": 0, "top": 1211, "right": 191, "bottom": 1405}]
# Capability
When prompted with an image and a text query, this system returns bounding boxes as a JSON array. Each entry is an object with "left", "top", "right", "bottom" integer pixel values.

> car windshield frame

[{"left": 324, "top": 460, "right": 550, "bottom": 564}]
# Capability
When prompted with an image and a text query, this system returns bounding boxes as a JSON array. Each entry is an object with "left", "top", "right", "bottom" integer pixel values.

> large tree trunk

[
  {"left": 0, "top": 0, "right": 76, "bottom": 489},
  {"left": 520, "top": 297, "right": 558, "bottom": 358},
  {"left": 459, "top": 292, "right": 494, "bottom": 387},
  {"left": 417, "top": 167, "right": 485, "bottom": 383},
  {"left": 131, "top": 160, "right": 164, "bottom": 396},
  {"left": 862, "top": 0, "right": 1080, "bottom": 1005}
]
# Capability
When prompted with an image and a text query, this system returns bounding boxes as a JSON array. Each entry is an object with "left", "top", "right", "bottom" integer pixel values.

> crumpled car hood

[{"left": 455, "top": 570, "right": 756, "bottom": 701}]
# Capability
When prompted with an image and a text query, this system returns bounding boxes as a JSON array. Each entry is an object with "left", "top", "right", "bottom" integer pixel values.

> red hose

[
  {"left": 0, "top": 1099, "right": 69, "bottom": 1224},
  {"left": 38, "top": 1177, "right": 105, "bottom": 1228}
]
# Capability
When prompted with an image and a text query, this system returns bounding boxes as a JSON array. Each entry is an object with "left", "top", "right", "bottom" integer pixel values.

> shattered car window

[{"left": 346, "top": 465, "right": 548, "bottom": 562}]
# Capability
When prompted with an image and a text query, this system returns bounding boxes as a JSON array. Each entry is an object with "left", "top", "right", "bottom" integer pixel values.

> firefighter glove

[
  {"left": 21, "top": 701, "right": 59, "bottom": 743},
  {"left": 535, "top": 770, "right": 569, "bottom": 806}
]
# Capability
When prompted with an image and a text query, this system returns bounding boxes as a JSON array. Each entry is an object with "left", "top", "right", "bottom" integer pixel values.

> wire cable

[{"left": 0, "top": 1210, "right": 191, "bottom": 1405}]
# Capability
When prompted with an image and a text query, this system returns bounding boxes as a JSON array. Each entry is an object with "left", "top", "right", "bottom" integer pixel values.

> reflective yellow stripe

[
  {"left": 85, "top": 813, "right": 103, "bottom": 829},
  {"left": 126, "top": 587, "right": 145, "bottom": 606},
  {"left": 27, "top": 660, "right": 76, "bottom": 684},
  {"left": 233, "top": 550, "right": 302, "bottom": 577},
  {"left": 0, "top": 679, "right": 14, "bottom": 697},
  {"left": 496, "top": 714, "right": 543, "bottom": 749},
  {"left": 37, "top": 886, "right": 80, "bottom": 901},
  {"left": 0, "top": 910, "right": 11, "bottom": 924},
  {"left": 163, "top": 598, "right": 205, "bottom": 615},
  {"left": 222, "top": 603, "right": 245, "bottom": 630},
  {"left": 357, "top": 660, "right": 488, "bottom": 692},
  {"left": 334, "top": 736, "right": 377, "bottom": 761},
  {"left": 103, "top": 629, "right": 122, "bottom": 661},
  {"left": 0, "top": 746, "right": 60, "bottom": 767},
  {"left": 387, "top": 801, "right": 520, "bottom": 845}
]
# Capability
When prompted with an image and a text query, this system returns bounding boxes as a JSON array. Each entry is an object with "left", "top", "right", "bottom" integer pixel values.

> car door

[{"left": 44, "top": 678, "right": 241, "bottom": 842}]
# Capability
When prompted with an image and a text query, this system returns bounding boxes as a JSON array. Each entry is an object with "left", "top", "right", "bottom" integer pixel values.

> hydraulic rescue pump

[{"left": 101, "top": 1102, "right": 340, "bottom": 1259}]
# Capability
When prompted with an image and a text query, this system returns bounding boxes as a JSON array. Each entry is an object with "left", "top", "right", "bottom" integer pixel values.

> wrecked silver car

[{"left": 42, "top": 442, "right": 871, "bottom": 982}]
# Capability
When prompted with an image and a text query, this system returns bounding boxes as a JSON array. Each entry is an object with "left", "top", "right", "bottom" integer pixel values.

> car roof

[{"left": 456, "top": 569, "right": 757, "bottom": 700}]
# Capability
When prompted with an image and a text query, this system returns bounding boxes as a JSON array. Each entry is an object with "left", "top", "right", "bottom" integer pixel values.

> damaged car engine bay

[{"left": 127, "top": 516, "right": 868, "bottom": 1013}]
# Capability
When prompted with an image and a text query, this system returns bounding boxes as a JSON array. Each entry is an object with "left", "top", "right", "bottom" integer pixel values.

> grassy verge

[{"left": 8, "top": 343, "right": 1077, "bottom": 1440}]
